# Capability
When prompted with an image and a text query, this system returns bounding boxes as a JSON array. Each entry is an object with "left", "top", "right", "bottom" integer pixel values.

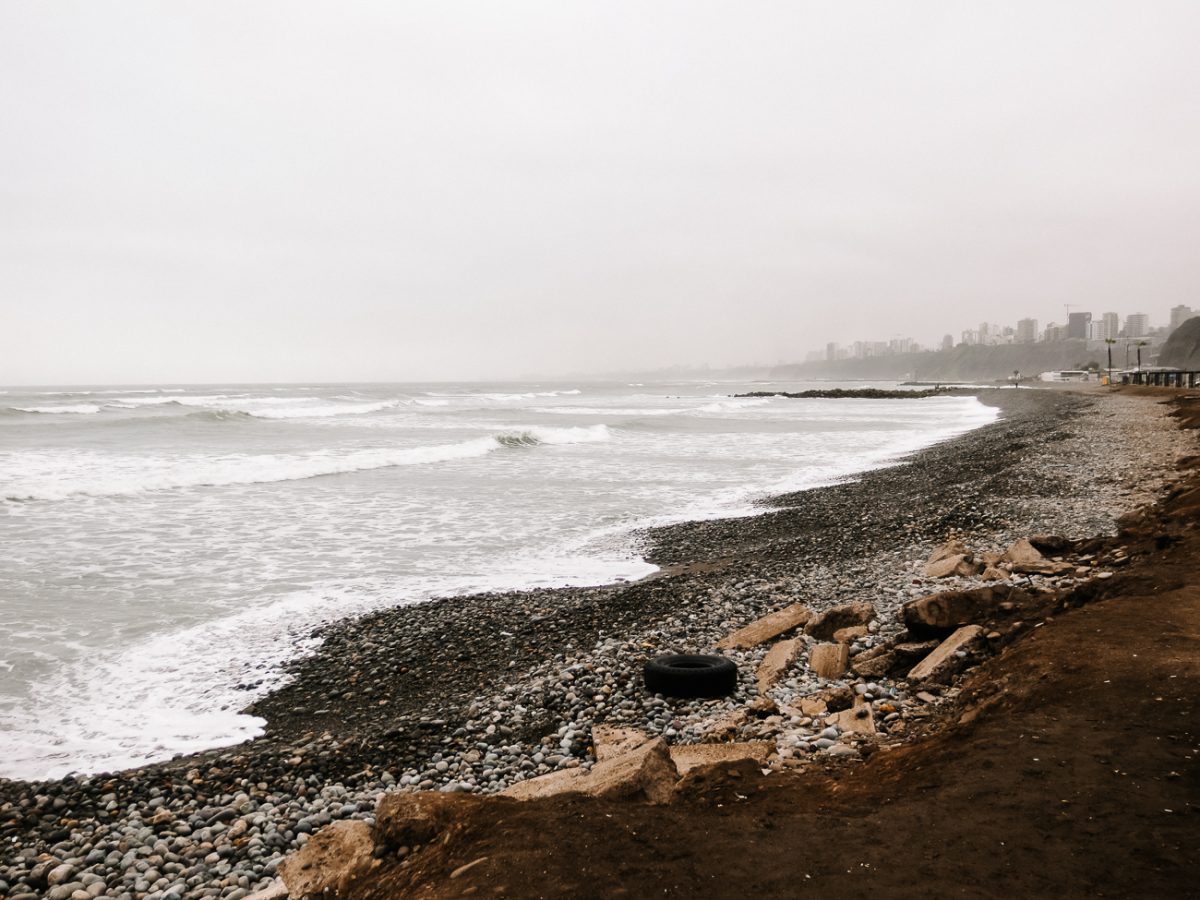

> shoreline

[{"left": 1, "top": 386, "right": 1191, "bottom": 898}]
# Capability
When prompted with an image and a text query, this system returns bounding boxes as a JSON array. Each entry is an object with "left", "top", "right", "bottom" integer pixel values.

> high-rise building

[
  {"left": 1067, "top": 312, "right": 1092, "bottom": 340},
  {"left": 1102, "top": 312, "right": 1119, "bottom": 339},
  {"left": 941, "top": 334, "right": 954, "bottom": 351},
  {"left": 1124, "top": 313, "right": 1149, "bottom": 338},
  {"left": 1170, "top": 305, "right": 1194, "bottom": 332},
  {"left": 1043, "top": 322, "right": 1066, "bottom": 342},
  {"left": 1016, "top": 318, "right": 1038, "bottom": 343},
  {"left": 1087, "top": 320, "right": 1112, "bottom": 341},
  {"left": 961, "top": 329, "right": 978, "bottom": 346},
  {"left": 826, "top": 342, "right": 838, "bottom": 361}
]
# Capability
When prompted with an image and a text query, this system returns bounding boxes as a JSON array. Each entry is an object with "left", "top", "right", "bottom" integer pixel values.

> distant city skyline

[{"left": 810, "top": 303, "right": 1194, "bottom": 364}]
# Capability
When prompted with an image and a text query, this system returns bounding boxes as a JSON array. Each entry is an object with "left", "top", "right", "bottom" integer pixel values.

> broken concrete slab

[
  {"left": 832, "top": 625, "right": 869, "bottom": 643},
  {"left": 591, "top": 725, "right": 652, "bottom": 762},
  {"left": 907, "top": 625, "right": 986, "bottom": 684},
  {"left": 703, "top": 708, "right": 748, "bottom": 741},
  {"left": 670, "top": 741, "right": 772, "bottom": 774},
  {"left": 926, "top": 539, "right": 968, "bottom": 568},
  {"left": 902, "top": 586, "right": 1014, "bottom": 635},
  {"left": 502, "top": 737, "right": 679, "bottom": 804},
  {"left": 826, "top": 704, "right": 875, "bottom": 735},
  {"left": 808, "top": 642, "right": 850, "bottom": 679},
  {"left": 716, "top": 602, "right": 811, "bottom": 650},
  {"left": 756, "top": 638, "right": 803, "bottom": 692},
  {"left": 1010, "top": 559, "right": 1076, "bottom": 576},
  {"left": 849, "top": 645, "right": 895, "bottom": 678},
  {"left": 805, "top": 602, "right": 875, "bottom": 640},
  {"left": 925, "top": 554, "right": 985, "bottom": 579},
  {"left": 1003, "top": 537, "right": 1046, "bottom": 566}
]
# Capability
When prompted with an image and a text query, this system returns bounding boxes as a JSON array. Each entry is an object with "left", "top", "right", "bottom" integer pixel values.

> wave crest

[{"left": 3, "top": 425, "right": 612, "bottom": 501}]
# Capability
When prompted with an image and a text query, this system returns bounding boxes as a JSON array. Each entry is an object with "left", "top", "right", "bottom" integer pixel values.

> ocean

[{"left": 0, "top": 380, "right": 997, "bottom": 780}]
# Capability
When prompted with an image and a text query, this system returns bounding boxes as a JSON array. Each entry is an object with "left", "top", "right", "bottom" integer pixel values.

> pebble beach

[{"left": 1, "top": 386, "right": 1192, "bottom": 900}]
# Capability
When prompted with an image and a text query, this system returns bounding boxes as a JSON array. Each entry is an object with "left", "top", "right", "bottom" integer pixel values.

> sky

[{"left": 3, "top": 1, "right": 1199, "bottom": 384}]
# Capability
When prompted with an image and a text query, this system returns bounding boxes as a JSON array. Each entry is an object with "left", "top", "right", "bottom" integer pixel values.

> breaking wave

[{"left": 3, "top": 426, "right": 612, "bottom": 501}]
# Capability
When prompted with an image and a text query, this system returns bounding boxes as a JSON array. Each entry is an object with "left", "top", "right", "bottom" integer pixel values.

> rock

[
  {"left": 503, "top": 737, "right": 679, "bottom": 804},
  {"left": 669, "top": 742, "right": 772, "bottom": 774},
  {"left": 925, "top": 554, "right": 985, "bottom": 579},
  {"left": 244, "top": 880, "right": 288, "bottom": 900},
  {"left": 278, "top": 820, "right": 377, "bottom": 900},
  {"left": 1002, "top": 538, "right": 1045, "bottom": 566},
  {"left": 850, "top": 645, "right": 895, "bottom": 678},
  {"left": 748, "top": 696, "right": 778, "bottom": 715},
  {"left": 815, "top": 685, "right": 855, "bottom": 711},
  {"left": 703, "top": 708, "right": 749, "bottom": 741},
  {"left": 826, "top": 704, "right": 875, "bottom": 735},
  {"left": 449, "top": 857, "right": 489, "bottom": 880},
  {"left": 375, "top": 793, "right": 486, "bottom": 848},
  {"left": 907, "top": 625, "right": 987, "bottom": 684},
  {"left": 805, "top": 602, "right": 875, "bottom": 640},
  {"left": 591, "top": 725, "right": 652, "bottom": 762},
  {"left": 890, "top": 640, "right": 941, "bottom": 675},
  {"left": 1030, "top": 534, "right": 1073, "bottom": 555},
  {"left": 902, "top": 586, "right": 1014, "bottom": 636},
  {"left": 925, "top": 539, "right": 968, "bottom": 567},
  {"left": 808, "top": 643, "right": 850, "bottom": 679},
  {"left": 833, "top": 625, "right": 869, "bottom": 643},
  {"left": 716, "top": 603, "right": 811, "bottom": 650},
  {"left": 796, "top": 697, "right": 828, "bottom": 716},
  {"left": 1010, "top": 560, "right": 1077, "bottom": 576},
  {"left": 756, "top": 639, "right": 803, "bottom": 692},
  {"left": 47, "top": 864, "right": 75, "bottom": 887},
  {"left": 826, "top": 744, "right": 862, "bottom": 759},
  {"left": 980, "top": 566, "right": 1008, "bottom": 581}
]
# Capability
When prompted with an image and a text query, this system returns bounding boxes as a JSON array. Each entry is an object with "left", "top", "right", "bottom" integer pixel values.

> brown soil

[{"left": 353, "top": 392, "right": 1200, "bottom": 899}]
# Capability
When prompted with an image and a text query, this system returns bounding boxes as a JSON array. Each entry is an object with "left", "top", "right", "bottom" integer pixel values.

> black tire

[{"left": 643, "top": 654, "right": 738, "bottom": 699}]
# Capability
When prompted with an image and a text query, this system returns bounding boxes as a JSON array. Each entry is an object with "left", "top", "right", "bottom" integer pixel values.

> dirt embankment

[{"left": 349, "top": 392, "right": 1200, "bottom": 899}]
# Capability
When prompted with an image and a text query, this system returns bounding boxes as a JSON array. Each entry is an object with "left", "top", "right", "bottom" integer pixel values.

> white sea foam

[
  {"left": 11, "top": 404, "right": 104, "bottom": 415},
  {"left": 693, "top": 398, "right": 772, "bottom": 414},
  {"left": 2, "top": 425, "right": 611, "bottom": 501},
  {"left": 0, "top": 382, "right": 1001, "bottom": 780}
]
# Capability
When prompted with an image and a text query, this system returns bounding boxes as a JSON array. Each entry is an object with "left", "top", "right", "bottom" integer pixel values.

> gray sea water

[{"left": 0, "top": 380, "right": 997, "bottom": 780}]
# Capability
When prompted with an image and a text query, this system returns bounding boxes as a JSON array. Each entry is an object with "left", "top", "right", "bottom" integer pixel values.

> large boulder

[
  {"left": 279, "top": 820, "right": 377, "bottom": 899},
  {"left": 902, "top": 586, "right": 1013, "bottom": 636},
  {"left": 805, "top": 602, "right": 875, "bottom": 640}
]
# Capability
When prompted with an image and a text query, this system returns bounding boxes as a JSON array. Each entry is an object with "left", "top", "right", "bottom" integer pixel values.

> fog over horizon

[{"left": 3, "top": 2, "right": 1199, "bottom": 385}]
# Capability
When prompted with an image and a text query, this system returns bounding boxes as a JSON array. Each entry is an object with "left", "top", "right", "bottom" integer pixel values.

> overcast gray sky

[{"left": 3, "top": 1, "right": 1199, "bottom": 384}]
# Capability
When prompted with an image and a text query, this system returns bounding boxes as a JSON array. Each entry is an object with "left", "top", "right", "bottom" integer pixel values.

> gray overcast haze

[{"left": 3, "top": 1, "right": 1199, "bottom": 384}]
